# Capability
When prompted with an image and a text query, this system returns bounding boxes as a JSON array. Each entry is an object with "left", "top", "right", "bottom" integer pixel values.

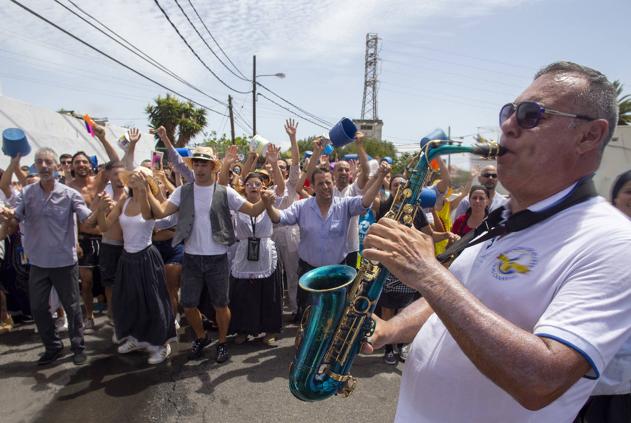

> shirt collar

[{"left": 502, "top": 181, "right": 579, "bottom": 220}]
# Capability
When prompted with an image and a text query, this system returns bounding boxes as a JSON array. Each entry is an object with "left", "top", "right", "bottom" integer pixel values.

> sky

[{"left": 0, "top": 0, "right": 629, "bottom": 159}]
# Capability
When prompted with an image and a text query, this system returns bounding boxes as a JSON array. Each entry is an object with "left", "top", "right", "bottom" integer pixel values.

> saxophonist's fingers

[{"left": 363, "top": 232, "right": 397, "bottom": 253}]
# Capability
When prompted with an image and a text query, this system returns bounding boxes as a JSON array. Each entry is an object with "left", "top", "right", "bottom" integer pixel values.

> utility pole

[
  {"left": 252, "top": 54, "right": 257, "bottom": 136},
  {"left": 228, "top": 95, "right": 236, "bottom": 144}
]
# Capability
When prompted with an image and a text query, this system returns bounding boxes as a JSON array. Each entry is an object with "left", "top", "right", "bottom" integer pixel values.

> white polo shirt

[{"left": 395, "top": 194, "right": 631, "bottom": 423}]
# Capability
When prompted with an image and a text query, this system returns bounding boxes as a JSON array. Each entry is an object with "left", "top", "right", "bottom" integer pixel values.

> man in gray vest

[{"left": 147, "top": 141, "right": 266, "bottom": 363}]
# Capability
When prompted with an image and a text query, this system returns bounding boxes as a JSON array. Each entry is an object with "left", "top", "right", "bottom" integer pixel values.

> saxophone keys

[
  {"left": 340, "top": 376, "right": 357, "bottom": 397},
  {"left": 402, "top": 204, "right": 414, "bottom": 214},
  {"left": 403, "top": 214, "right": 413, "bottom": 225},
  {"left": 403, "top": 188, "right": 413, "bottom": 198}
]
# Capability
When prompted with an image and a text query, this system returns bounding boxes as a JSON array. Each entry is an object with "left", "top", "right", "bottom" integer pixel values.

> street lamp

[{"left": 252, "top": 55, "right": 285, "bottom": 136}]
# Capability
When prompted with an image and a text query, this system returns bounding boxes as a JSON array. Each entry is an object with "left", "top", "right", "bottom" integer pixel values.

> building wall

[{"left": 352, "top": 119, "right": 383, "bottom": 141}]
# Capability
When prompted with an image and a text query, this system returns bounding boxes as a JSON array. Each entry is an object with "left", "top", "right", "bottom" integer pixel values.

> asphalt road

[{"left": 0, "top": 314, "right": 402, "bottom": 423}]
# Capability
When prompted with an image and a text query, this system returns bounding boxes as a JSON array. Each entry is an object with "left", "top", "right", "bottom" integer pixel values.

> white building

[{"left": 0, "top": 95, "right": 154, "bottom": 170}]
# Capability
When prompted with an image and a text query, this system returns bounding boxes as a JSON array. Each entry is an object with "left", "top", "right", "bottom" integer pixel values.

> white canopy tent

[{"left": 0, "top": 95, "right": 154, "bottom": 170}]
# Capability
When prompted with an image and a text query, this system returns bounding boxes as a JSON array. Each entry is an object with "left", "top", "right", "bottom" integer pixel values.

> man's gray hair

[
  {"left": 535, "top": 61, "right": 618, "bottom": 149},
  {"left": 34, "top": 147, "right": 59, "bottom": 164}
]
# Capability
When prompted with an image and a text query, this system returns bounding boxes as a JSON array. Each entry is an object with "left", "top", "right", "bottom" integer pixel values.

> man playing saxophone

[{"left": 362, "top": 62, "right": 631, "bottom": 422}]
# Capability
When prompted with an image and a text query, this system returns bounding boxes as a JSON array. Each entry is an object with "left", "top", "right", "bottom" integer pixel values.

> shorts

[
  {"left": 99, "top": 242, "right": 123, "bottom": 287},
  {"left": 153, "top": 239, "right": 184, "bottom": 265},
  {"left": 181, "top": 253, "right": 230, "bottom": 308},
  {"left": 78, "top": 234, "right": 101, "bottom": 268}
]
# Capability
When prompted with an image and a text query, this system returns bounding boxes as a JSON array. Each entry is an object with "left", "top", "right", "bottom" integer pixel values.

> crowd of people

[{"left": 0, "top": 60, "right": 629, "bottom": 423}]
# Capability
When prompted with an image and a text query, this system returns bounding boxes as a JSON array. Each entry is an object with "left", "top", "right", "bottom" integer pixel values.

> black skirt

[
  {"left": 113, "top": 245, "right": 175, "bottom": 346},
  {"left": 229, "top": 264, "right": 282, "bottom": 335}
]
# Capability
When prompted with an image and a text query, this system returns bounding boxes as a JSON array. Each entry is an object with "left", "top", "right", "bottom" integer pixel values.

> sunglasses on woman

[{"left": 499, "top": 101, "right": 596, "bottom": 129}]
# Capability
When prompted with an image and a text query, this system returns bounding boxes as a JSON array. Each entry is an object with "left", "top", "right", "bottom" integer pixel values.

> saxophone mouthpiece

[{"left": 473, "top": 142, "right": 507, "bottom": 158}]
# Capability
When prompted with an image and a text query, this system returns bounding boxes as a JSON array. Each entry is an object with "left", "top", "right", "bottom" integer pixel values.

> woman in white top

[
  {"left": 229, "top": 170, "right": 283, "bottom": 346},
  {"left": 98, "top": 170, "right": 175, "bottom": 365}
]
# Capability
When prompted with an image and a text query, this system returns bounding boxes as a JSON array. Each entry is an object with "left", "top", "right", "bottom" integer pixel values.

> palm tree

[
  {"left": 613, "top": 80, "right": 631, "bottom": 125},
  {"left": 145, "top": 94, "right": 207, "bottom": 147}
]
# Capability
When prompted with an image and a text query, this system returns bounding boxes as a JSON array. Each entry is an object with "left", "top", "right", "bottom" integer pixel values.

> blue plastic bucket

[
  {"left": 303, "top": 150, "right": 313, "bottom": 159},
  {"left": 420, "top": 128, "right": 448, "bottom": 149},
  {"left": 89, "top": 155, "right": 98, "bottom": 170},
  {"left": 342, "top": 153, "right": 358, "bottom": 161},
  {"left": 329, "top": 118, "right": 357, "bottom": 148},
  {"left": 2, "top": 128, "right": 31, "bottom": 158},
  {"left": 419, "top": 187, "right": 437, "bottom": 208},
  {"left": 382, "top": 156, "right": 393, "bottom": 165},
  {"left": 176, "top": 147, "right": 191, "bottom": 157}
]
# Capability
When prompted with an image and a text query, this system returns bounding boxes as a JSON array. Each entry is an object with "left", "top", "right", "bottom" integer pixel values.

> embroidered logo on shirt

[{"left": 492, "top": 248, "right": 537, "bottom": 280}]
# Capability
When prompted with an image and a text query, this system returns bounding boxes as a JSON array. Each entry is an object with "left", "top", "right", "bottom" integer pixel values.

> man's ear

[{"left": 577, "top": 118, "right": 608, "bottom": 154}]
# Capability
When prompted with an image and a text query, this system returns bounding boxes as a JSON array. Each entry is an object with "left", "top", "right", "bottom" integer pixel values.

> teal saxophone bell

[{"left": 289, "top": 140, "right": 505, "bottom": 402}]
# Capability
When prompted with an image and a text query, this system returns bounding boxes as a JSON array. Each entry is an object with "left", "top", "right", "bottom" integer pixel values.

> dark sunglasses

[
  {"left": 499, "top": 101, "right": 596, "bottom": 129},
  {"left": 481, "top": 173, "right": 497, "bottom": 178}
]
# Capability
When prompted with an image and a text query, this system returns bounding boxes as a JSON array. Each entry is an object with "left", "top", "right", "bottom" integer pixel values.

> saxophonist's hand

[
  {"left": 361, "top": 313, "right": 389, "bottom": 354},
  {"left": 363, "top": 218, "right": 442, "bottom": 292}
]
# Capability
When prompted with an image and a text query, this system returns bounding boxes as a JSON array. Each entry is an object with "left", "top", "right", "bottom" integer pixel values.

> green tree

[
  {"left": 145, "top": 94, "right": 208, "bottom": 147},
  {"left": 202, "top": 131, "right": 250, "bottom": 159},
  {"left": 613, "top": 80, "right": 631, "bottom": 125}
]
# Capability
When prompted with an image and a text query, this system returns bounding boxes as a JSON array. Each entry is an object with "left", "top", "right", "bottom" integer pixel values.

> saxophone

[{"left": 288, "top": 140, "right": 505, "bottom": 402}]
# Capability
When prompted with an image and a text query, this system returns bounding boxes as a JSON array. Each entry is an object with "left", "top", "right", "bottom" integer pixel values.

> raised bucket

[
  {"left": 175, "top": 147, "right": 191, "bottom": 157},
  {"left": 420, "top": 128, "right": 448, "bottom": 149},
  {"left": 329, "top": 118, "right": 357, "bottom": 148},
  {"left": 2, "top": 128, "right": 31, "bottom": 158}
]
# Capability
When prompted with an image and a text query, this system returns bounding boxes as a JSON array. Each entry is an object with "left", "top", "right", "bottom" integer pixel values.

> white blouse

[
  {"left": 231, "top": 211, "right": 277, "bottom": 279},
  {"left": 118, "top": 198, "right": 155, "bottom": 253}
]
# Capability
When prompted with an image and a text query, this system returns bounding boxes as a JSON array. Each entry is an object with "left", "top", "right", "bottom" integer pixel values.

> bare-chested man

[{"left": 67, "top": 124, "right": 119, "bottom": 329}]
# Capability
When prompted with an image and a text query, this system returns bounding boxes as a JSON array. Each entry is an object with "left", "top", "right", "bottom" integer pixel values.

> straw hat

[
  {"left": 119, "top": 166, "right": 160, "bottom": 195},
  {"left": 183, "top": 146, "right": 220, "bottom": 170}
]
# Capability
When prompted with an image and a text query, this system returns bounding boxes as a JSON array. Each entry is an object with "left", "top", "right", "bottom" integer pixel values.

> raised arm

[
  {"left": 218, "top": 145, "right": 238, "bottom": 186},
  {"left": 242, "top": 151, "right": 258, "bottom": 179},
  {"left": 92, "top": 123, "right": 120, "bottom": 162},
  {"left": 284, "top": 119, "right": 300, "bottom": 170},
  {"left": 97, "top": 193, "right": 122, "bottom": 233},
  {"left": 0, "top": 155, "right": 20, "bottom": 199},
  {"left": 361, "top": 162, "right": 389, "bottom": 208},
  {"left": 266, "top": 144, "right": 285, "bottom": 197},
  {"left": 121, "top": 128, "right": 141, "bottom": 170},
  {"left": 156, "top": 126, "right": 194, "bottom": 183},
  {"left": 355, "top": 131, "right": 370, "bottom": 190},
  {"left": 434, "top": 157, "right": 450, "bottom": 195},
  {"left": 296, "top": 138, "right": 324, "bottom": 193}
]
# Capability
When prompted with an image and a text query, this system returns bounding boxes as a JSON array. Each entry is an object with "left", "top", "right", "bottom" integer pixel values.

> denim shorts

[
  {"left": 181, "top": 253, "right": 230, "bottom": 308},
  {"left": 153, "top": 239, "right": 184, "bottom": 265}
]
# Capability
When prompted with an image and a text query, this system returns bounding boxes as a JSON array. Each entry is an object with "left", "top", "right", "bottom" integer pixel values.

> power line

[
  {"left": 153, "top": 0, "right": 250, "bottom": 94},
  {"left": 186, "top": 0, "right": 248, "bottom": 80},
  {"left": 257, "top": 93, "right": 329, "bottom": 130},
  {"left": 7, "top": 0, "right": 227, "bottom": 116},
  {"left": 256, "top": 82, "right": 333, "bottom": 127},
  {"left": 173, "top": 0, "right": 249, "bottom": 82},
  {"left": 60, "top": 0, "right": 227, "bottom": 107}
]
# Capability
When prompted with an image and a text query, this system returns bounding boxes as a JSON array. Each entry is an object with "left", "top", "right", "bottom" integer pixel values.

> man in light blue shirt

[
  {"left": 263, "top": 164, "right": 388, "bottom": 316},
  {"left": 2, "top": 148, "right": 95, "bottom": 366}
]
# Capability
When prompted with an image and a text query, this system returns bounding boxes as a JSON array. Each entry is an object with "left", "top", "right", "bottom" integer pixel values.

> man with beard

[
  {"left": 1, "top": 147, "right": 98, "bottom": 365},
  {"left": 453, "top": 164, "right": 507, "bottom": 218},
  {"left": 67, "top": 124, "right": 120, "bottom": 330}
]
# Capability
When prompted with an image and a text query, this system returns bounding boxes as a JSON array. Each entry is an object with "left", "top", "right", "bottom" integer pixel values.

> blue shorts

[{"left": 153, "top": 239, "right": 184, "bottom": 265}]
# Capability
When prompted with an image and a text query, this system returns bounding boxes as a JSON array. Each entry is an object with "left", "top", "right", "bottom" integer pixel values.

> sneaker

[
  {"left": 84, "top": 318, "right": 95, "bottom": 331},
  {"left": 261, "top": 334, "right": 277, "bottom": 347},
  {"left": 215, "top": 343, "right": 230, "bottom": 363},
  {"left": 37, "top": 348, "right": 63, "bottom": 366},
  {"left": 188, "top": 334, "right": 211, "bottom": 360},
  {"left": 398, "top": 344, "right": 410, "bottom": 363},
  {"left": 383, "top": 349, "right": 397, "bottom": 365},
  {"left": 55, "top": 315, "right": 68, "bottom": 333},
  {"left": 0, "top": 315, "right": 14, "bottom": 334},
  {"left": 234, "top": 334, "right": 248, "bottom": 345},
  {"left": 148, "top": 344, "right": 171, "bottom": 365},
  {"left": 72, "top": 351, "right": 87, "bottom": 365},
  {"left": 117, "top": 337, "right": 144, "bottom": 354}
]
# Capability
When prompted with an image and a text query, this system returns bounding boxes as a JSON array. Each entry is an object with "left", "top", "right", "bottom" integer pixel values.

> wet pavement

[{"left": 0, "top": 314, "right": 402, "bottom": 422}]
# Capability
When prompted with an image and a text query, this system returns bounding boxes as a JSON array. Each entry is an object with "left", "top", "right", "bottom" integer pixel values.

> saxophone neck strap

[{"left": 437, "top": 177, "right": 598, "bottom": 263}]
